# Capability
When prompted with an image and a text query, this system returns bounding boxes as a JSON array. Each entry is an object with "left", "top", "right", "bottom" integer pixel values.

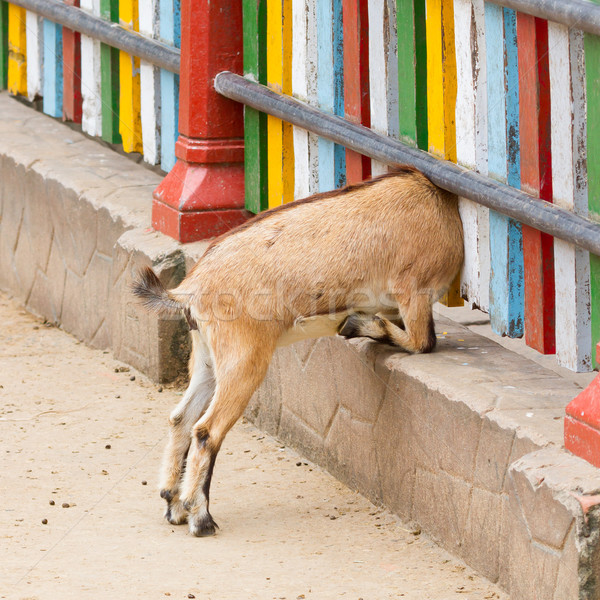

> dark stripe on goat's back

[{"left": 203, "top": 165, "right": 420, "bottom": 256}]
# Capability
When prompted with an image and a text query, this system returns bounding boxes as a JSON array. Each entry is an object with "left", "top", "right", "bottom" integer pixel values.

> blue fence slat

[
  {"left": 485, "top": 2, "right": 524, "bottom": 337},
  {"left": 333, "top": 0, "right": 346, "bottom": 188},
  {"left": 42, "top": 19, "right": 63, "bottom": 118},
  {"left": 159, "top": 0, "right": 180, "bottom": 172}
]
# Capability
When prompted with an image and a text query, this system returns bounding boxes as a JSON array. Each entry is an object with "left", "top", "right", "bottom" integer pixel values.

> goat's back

[{"left": 176, "top": 169, "right": 464, "bottom": 320}]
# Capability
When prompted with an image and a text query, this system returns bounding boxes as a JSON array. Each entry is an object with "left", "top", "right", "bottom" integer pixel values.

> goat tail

[{"left": 132, "top": 266, "right": 184, "bottom": 316}]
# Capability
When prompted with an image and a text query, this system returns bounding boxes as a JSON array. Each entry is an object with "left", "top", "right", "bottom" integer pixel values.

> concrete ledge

[
  {"left": 2, "top": 92, "right": 600, "bottom": 599},
  {"left": 246, "top": 329, "right": 599, "bottom": 599}
]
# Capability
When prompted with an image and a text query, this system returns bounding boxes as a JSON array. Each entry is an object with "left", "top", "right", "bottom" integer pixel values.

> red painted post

[
  {"left": 517, "top": 15, "right": 556, "bottom": 354},
  {"left": 565, "top": 343, "right": 600, "bottom": 468},
  {"left": 152, "top": 0, "right": 250, "bottom": 243},
  {"left": 63, "top": 0, "right": 82, "bottom": 123}
]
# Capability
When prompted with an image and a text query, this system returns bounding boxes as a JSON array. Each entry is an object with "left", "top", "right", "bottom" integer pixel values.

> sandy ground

[{"left": 0, "top": 294, "right": 508, "bottom": 600}]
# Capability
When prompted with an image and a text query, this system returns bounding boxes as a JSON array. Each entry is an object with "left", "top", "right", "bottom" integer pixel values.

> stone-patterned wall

[
  {"left": 0, "top": 95, "right": 189, "bottom": 381},
  {"left": 247, "top": 334, "right": 598, "bottom": 599}
]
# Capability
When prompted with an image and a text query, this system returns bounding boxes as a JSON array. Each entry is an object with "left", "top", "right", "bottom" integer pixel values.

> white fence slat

[
  {"left": 80, "top": 0, "right": 102, "bottom": 137},
  {"left": 139, "top": 0, "right": 160, "bottom": 165},
  {"left": 368, "top": 0, "right": 398, "bottom": 176},
  {"left": 549, "top": 23, "right": 592, "bottom": 371},
  {"left": 292, "top": 0, "right": 310, "bottom": 199},
  {"left": 317, "top": 0, "right": 335, "bottom": 192},
  {"left": 26, "top": 11, "right": 43, "bottom": 101},
  {"left": 455, "top": 0, "right": 489, "bottom": 310},
  {"left": 306, "top": 0, "right": 319, "bottom": 194}
]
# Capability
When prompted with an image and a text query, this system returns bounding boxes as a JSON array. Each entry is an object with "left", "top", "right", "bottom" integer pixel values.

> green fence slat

[
  {"left": 0, "top": 1, "right": 8, "bottom": 89},
  {"left": 242, "top": 0, "right": 268, "bottom": 213},
  {"left": 100, "top": 0, "right": 121, "bottom": 143},
  {"left": 397, "top": 0, "right": 427, "bottom": 150},
  {"left": 585, "top": 21, "right": 600, "bottom": 366}
]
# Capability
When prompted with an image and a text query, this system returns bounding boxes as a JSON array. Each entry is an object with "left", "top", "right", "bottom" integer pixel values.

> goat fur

[{"left": 132, "top": 166, "right": 464, "bottom": 536}]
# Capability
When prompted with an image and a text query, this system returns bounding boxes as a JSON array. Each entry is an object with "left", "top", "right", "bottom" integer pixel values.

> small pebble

[
  {"left": 105, "top": 444, "right": 111, "bottom": 449},
  {"left": 158, "top": 386, "right": 163, "bottom": 393},
  {"left": 130, "top": 375, "right": 136, "bottom": 381},
  {"left": 296, "top": 462, "right": 302, "bottom": 467},
  {"left": 49, "top": 500, "right": 55, "bottom": 506},
  {"left": 62, "top": 503, "right": 70, "bottom": 508},
  {"left": 188, "top": 595, "right": 195, "bottom": 599},
  {"left": 41, "top": 518, "right": 48, "bottom": 525},
  {"left": 141, "top": 480, "right": 147, "bottom": 486}
]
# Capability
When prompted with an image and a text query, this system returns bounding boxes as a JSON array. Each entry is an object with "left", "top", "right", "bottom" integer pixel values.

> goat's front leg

[
  {"left": 160, "top": 333, "right": 215, "bottom": 525},
  {"left": 179, "top": 344, "right": 272, "bottom": 537},
  {"left": 338, "top": 293, "right": 436, "bottom": 354}
]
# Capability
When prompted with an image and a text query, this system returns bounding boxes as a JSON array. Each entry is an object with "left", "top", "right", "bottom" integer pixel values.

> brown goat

[{"left": 133, "top": 167, "right": 464, "bottom": 536}]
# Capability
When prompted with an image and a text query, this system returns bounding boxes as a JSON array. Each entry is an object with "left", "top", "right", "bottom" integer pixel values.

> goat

[{"left": 132, "top": 166, "right": 464, "bottom": 536}]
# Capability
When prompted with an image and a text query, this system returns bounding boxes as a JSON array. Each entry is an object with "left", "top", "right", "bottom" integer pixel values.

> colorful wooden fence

[
  {"left": 240, "top": 0, "right": 600, "bottom": 373},
  {"left": 0, "top": 0, "right": 180, "bottom": 169}
]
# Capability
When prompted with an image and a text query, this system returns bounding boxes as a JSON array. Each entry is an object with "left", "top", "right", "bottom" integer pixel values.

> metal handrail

[
  {"left": 8, "top": 0, "right": 180, "bottom": 73},
  {"left": 215, "top": 71, "right": 600, "bottom": 257},
  {"left": 491, "top": 0, "right": 600, "bottom": 37}
]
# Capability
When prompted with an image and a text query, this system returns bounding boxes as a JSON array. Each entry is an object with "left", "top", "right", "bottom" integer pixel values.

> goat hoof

[
  {"left": 338, "top": 314, "right": 363, "bottom": 338},
  {"left": 165, "top": 499, "right": 188, "bottom": 525},
  {"left": 189, "top": 511, "right": 219, "bottom": 537},
  {"left": 160, "top": 488, "right": 175, "bottom": 503}
]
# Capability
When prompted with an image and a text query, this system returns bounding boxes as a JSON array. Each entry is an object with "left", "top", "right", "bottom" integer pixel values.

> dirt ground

[{"left": 0, "top": 293, "right": 508, "bottom": 600}]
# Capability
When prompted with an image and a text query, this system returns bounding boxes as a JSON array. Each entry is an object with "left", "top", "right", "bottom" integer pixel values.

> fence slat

[
  {"left": 585, "top": 5, "right": 600, "bottom": 368},
  {"left": 62, "top": 0, "right": 82, "bottom": 122},
  {"left": 257, "top": 0, "right": 294, "bottom": 201},
  {"left": 368, "top": 0, "right": 398, "bottom": 177},
  {"left": 159, "top": 0, "right": 179, "bottom": 171},
  {"left": 306, "top": 0, "right": 319, "bottom": 194},
  {"left": 292, "top": 0, "right": 310, "bottom": 199},
  {"left": 8, "top": 4, "right": 27, "bottom": 95},
  {"left": 342, "top": 0, "right": 369, "bottom": 184},
  {"left": 282, "top": 0, "right": 294, "bottom": 201},
  {"left": 397, "top": 0, "right": 426, "bottom": 150},
  {"left": 332, "top": 0, "right": 345, "bottom": 187},
  {"left": 549, "top": 23, "right": 591, "bottom": 371},
  {"left": 426, "top": 0, "right": 462, "bottom": 306},
  {"left": 119, "top": 0, "right": 143, "bottom": 153},
  {"left": 317, "top": 0, "right": 335, "bottom": 191},
  {"left": 139, "top": 0, "right": 159, "bottom": 164},
  {"left": 267, "top": 0, "right": 284, "bottom": 206},
  {"left": 25, "top": 11, "right": 42, "bottom": 100},
  {"left": 455, "top": 0, "right": 489, "bottom": 310},
  {"left": 80, "top": 0, "right": 101, "bottom": 136},
  {"left": 485, "top": 4, "right": 524, "bottom": 335},
  {"left": 42, "top": 18, "right": 62, "bottom": 117},
  {"left": 518, "top": 14, "right": 556, "bottom": 354},
  {"left": 100, "top": 0, "right": 120, "bottom": 143},
  {"left": 0, "top": 2, "right": 7, "bottom": 88},
  {"left": 243, "top": 0, "right": 268, "bottom": 211}
]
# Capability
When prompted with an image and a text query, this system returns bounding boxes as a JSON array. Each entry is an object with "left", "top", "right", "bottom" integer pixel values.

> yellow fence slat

[
  {"left": 8, "top": 3, "right": 26, "bottom": 96},
  {"left": 119, "top": 0, "right": 143, "bottom": 153},
  {"left": 426, "top": 0, "right": 462, "bottom": 306},
  {"left": 267, "top": 0, "right": 283, "bottom": 208},
  {"left": 282, "top": 0, "right": 294, "bottom": 203}
]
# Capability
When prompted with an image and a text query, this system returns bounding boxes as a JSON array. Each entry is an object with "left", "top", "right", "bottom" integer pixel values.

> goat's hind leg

[
  {"left": 160, "top": 331, "right": 215, "bottom": 524},
  {"left": 179, "top": 341, "right": 274, "bottom": 537}
]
